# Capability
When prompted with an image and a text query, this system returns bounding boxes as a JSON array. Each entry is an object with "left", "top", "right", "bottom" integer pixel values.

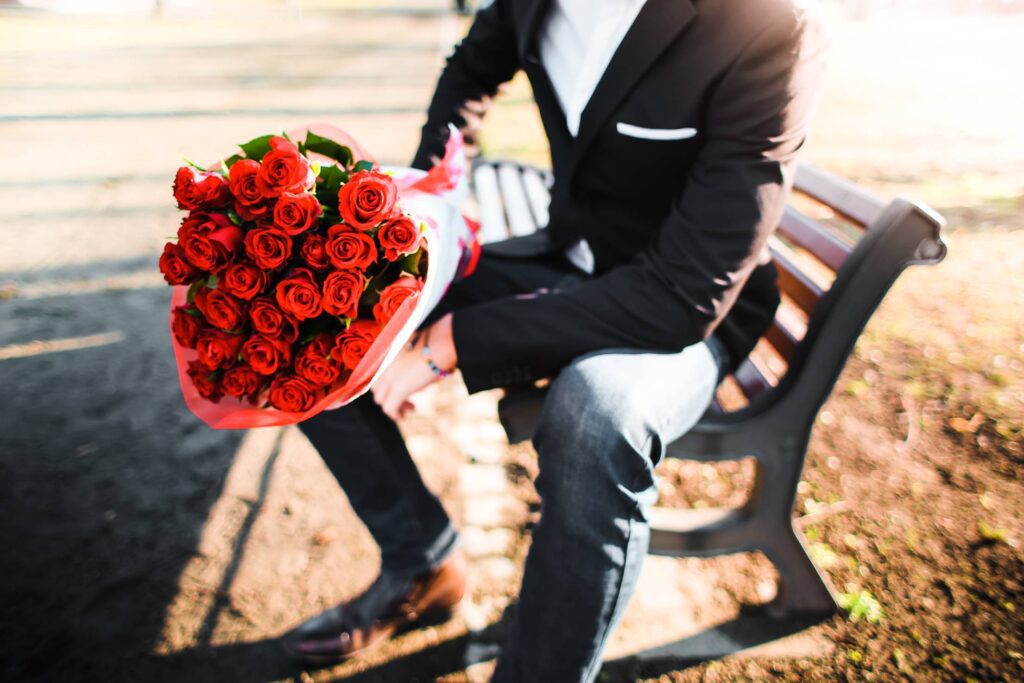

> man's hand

[{"left": 371, "top": 314, "right": 457, "bottom": 421}]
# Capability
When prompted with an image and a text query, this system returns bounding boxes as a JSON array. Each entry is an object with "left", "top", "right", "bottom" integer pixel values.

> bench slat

[
  {"left": 734, "top": 355, "right": 773, "bottom": 399},
  {"left": 520, "top": 167, "right": 552, "bottom": 229},
  {"left": 497, "top": 163, "right": 539, "bottom": 237},
  {"left": 472, "top": 164, "right": 510, "bottom": 244},
  {"left": 795, "top": 164, "right": 885, "bottom": 227},
  {"left": 764, "top": 316, "right": 800, "bottom": 361},
  {"left": 770, "top": 237, "right": 825, "bottom": 316},
  {"left": 778, "top": 206, "right": 852, "bottom": 273}
]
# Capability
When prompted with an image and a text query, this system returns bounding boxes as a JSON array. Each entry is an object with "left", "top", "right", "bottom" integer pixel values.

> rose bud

[
  {"left": 178, "top": 212, "right": 243, "bottom": 272},
  {"left": 221, "top": 363, "right": 264, "bottom": 404},
  {"left": 299, "top": 233, "right": 330, "bottom": 270},
  {"left": 267, "top": 374, "right": 318, "bottom": 412},
  {"left": 275, "top": 268, "right": 323, "bottom": 321},
  {"left": 222, "top": 259, "right": 268, "bottom": 300},
  {"left": 322, "top": 269, "right": 365, "bottom": 319},
  {"left": 256, "top": 136, "right": 312, "bottom": 199},
  {"left": 241, "top": 334, "right": 292, "bottom": 376},
  {"left": 337, "top": 169, "right": 397, "bottom": 231},
  {"left": 273, "top": 191, "right": 322, "bottom": 236},
  {"left": 331, "top": 319, "right": 381, "bottom": 371},
  {"left": 294, "top": 334, "right": 341, "bottom": 387},
  {"left": 372, "top": 276, "right": 423, "bottom": 326},
  {"left": 378, "top": 215, "right": 421, "bottom": 261},
  {"left": 159, "top": 242, "right": 201, "bottom": 285},
  {"left": 229, "top": 159, "right": 271, "bottom": 221},
  {"left": 325, "top": 223, "right": 377, "bottom": 271},
  {"left": 171, "top": 305, "right": 204, "bottom": 348},
  {"left": 187, "top": 359, "right": 223, "bottom": 402},
  {"left": 243, "top": 226, "right": 293, "bottom": 271},
  {"left": 201, "top": 288, "right": 248, "bottom": 331},
  {"left": 249, "top": 297, "right": 299, "bottom": 342},
  {"left": 173, "top": 166, "right": 230, "bottom": 211},
  {"left": 195, "top": 329, "right": 244, "bottom": 370}
]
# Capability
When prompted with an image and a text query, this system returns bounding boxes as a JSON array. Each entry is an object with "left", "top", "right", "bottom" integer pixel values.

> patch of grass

[
  {"left": 838, "top": 589, "right": 885, "bottom": 624},
  {"left": 978, "top": 521, "right": 1011, "bottom": 545}
]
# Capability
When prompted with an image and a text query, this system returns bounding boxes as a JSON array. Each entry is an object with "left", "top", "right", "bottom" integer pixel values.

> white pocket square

[{"left": 615, "top": 122, "right": 698, "bottom": 141}]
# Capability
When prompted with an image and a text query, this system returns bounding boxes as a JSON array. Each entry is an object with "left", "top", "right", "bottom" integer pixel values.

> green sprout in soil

[
  {"left": 838, "top": 589, "right": 885, "bottom": 624},
  {"left": 978, "top": 521, "right": 1011, "bottom": 545}
]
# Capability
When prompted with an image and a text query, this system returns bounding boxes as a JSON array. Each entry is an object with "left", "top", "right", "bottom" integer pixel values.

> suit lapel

[
  {"left": 569, "top": 0, "right": 697, "bottom": 179},
  {"left": 517, "top": 0, "right": 552, "bottom": 64}
]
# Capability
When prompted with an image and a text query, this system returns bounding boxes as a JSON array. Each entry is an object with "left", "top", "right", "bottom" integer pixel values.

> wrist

[{"left": 427, "top": 314, "right": 457, "bottom": 372}]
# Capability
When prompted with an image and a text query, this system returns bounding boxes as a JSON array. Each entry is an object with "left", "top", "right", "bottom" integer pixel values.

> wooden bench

[{"left": 468, "top": 159, "right": 947, "bottom": 616}]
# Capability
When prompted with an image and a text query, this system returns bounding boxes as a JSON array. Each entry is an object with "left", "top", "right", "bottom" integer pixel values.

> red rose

[
  {"left": 244, "top": 226, "right": 293, "bottom": 270},
  {"left": 187, "top": 360, "right": 223, "bottom": 402},
  {"left": 275, "top": 268, "right": 323, "bottom": 321},
  {"left": 331, "top": 320, "right": 381, "bottom": 370},
  {"left": 171, "top": 305, "right": 204, "bottom": 348},
  {"left": 378, "top": 215, "right": 421, "bottom": 261},
  {"left": 294, "top": 334, "right": 342, "bottom": 387},
  {"left": 221, "top": 363, "right": 264, "bottom": 404},
  {"left": 159, "top": 242, "right": 200, "bottom": 285},
  {"left": 325, "top": 223, "right": 377, "bottom": 271},
  {"left": 322, "top": 269, "right": 365, "bottom": 319},
  {"left": 373, "top": 276, "right": 423, "bottom": 325},
  {"left": 299, "top": 233, "right": 330, "bottom": 270},
  {"left": 222, "top": 259, "right": 268, "bottom": 300},
  {"left": 173, "top": 166, "right": 230, "bottom": 211},
  {"left": 196, "top": 329, "right": 244, "bottom": 370},
  {"left": 228, "top": 159, "right": 271, "bottom": 221},
  {"left": 178, "top": 212, "right": 242, "bottom": 272},
  {"left": 241, "top": 334, "right": 292, "bottom": 375},
  {"left": 267, "top": 374, "right": 318, "bottom": 412},
  {"left": 273, "top": 191, "right": 322, "bottom": 235},
  {"left": 200, "top": 288, "right": 247, "bottom": 331},
  {"left": 256, "top": 136, "right": 312, "bottom": 199},
  {"left": 249, "top": 297, "right": 299, "bottom": 342},
  {"left": 337, "top": 170, "right": 397, "bottom": 231}
]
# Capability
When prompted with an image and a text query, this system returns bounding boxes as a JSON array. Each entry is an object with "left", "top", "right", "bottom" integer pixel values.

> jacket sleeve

[
  {"left": 411, "top": 0, "right": 521, "bottom": 170},
  {"left": 451, "top": 7, "right": 828, "bottom": 393}
]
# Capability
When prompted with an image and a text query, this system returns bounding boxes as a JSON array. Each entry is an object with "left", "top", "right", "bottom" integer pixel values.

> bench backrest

[{"left": 470, "top": 161, "right": 947, "bottom": 421}]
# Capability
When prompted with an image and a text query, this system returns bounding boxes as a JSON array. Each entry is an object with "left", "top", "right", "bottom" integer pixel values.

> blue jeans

[{"left": 296, "top": 253, "right": 728, "bottom": 681}]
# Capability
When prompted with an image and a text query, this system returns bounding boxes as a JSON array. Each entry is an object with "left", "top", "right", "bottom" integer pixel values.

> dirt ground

[{"left": 0, "top": 2, "right": 1021, "bottom": 682}]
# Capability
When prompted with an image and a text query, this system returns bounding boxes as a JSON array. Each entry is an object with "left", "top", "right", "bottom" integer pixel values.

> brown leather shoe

[{"left": 282, "top": 551, "right": 466, "bottom": 666}]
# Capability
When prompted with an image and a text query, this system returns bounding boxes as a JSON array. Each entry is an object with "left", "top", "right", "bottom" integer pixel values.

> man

[{"left": 284, "top": 0, "right": 826, "bottom": 679}]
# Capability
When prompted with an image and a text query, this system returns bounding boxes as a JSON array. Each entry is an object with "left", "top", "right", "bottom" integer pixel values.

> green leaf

[
  {"left": 238, "top": 134, "right": 275, "bottom": 161},
  {"left": 303, "top": 131, "right": 353, "bottom": 168},
  {"left": 223, "top": 153, "right": 243, "bottom": 170},
  {"left": 186, "top": 280, "right": 204, "bottom": 304},
  {"left": 182, "top": 157, "right": 207, "bottom": 172},
  {"left": 227, "top": 208, "right": 244, "bottom": 227},
  {"left": 206, "top": 274, "right": 219, "bottom": 289},
  {"left": 316, "top": 163, "right": 348, "bottom": 204},
  {"left": 400, "top": 247, "right": 425, "bottom": 277},
  {"left": 353, "top": 159, "right": 374, "bottom": 173}
]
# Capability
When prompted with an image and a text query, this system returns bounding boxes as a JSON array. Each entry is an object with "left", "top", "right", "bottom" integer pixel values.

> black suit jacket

[{"left": 412, "top": 0, "right": 827, "bottom": 394}]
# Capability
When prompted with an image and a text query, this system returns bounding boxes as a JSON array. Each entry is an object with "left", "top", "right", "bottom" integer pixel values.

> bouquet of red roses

[{"left": 160, "top": 124, "right": 476, "bottom": 429}]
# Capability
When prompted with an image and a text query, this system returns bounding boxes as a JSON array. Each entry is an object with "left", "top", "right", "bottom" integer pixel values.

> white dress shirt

[{"left": 538, "top": 0, "right": 648, "bottom": 275}]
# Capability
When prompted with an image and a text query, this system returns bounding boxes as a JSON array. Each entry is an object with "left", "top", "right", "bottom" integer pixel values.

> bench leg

[
  {"left": 761, "top": 521, "right": 838, "bottom": 617},
  {"left": 752, "top": 448, "right": 838, "bottom": 617}
]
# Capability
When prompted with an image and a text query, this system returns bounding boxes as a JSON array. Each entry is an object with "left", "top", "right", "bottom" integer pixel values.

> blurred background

[{"left": 0, "top": 0, "right": 1021, "bottom": 681}]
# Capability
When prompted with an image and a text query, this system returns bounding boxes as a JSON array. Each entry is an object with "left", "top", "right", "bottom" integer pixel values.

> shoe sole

[{"left": 282, "top": 604, "right": 457, "bottom": 668}]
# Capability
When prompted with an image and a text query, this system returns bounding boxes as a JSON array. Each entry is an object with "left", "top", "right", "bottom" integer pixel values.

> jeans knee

[{"left": 532, "top": 360, "right": 659, "bottom": 512}]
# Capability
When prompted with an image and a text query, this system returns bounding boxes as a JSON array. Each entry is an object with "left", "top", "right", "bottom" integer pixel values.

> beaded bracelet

[
  {"left": 422, "top": 344, "right": 452, "bottom": 378},
  {"left": 416, "top": 327, "right": 453, "bottom": 378}
]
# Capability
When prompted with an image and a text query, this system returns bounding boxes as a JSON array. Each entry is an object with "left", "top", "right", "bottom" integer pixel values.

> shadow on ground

[{"left": 0, "top": 259, "right": 245, "bottom": 680}]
